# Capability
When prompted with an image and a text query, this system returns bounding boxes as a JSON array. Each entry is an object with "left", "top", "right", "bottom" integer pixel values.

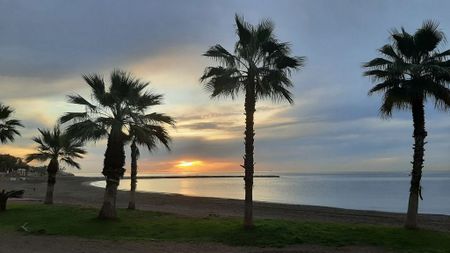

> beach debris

[{"left": 19, "top": 223, "right": 30, "bottom": 232}]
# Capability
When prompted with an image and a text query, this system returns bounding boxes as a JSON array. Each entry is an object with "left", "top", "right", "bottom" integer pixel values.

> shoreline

[
  {"left": 76, "top": 174, "right": 280, "bottom": 180},
  {"left": 2, "top": 176, "right": 450, "bottom": 232}
]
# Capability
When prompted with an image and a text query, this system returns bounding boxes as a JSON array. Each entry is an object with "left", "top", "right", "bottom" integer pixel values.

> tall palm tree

[
  {"left": 61, "top": 69, "right": 167, "bottom": 219},
  {"left": 25, "top": 125, "right": 86, "bottom": 204},
  {"left": 364, "top": 21, "right": 450, "bottom": 229},
  {"left": 0, "top": 103, "right": 23, "bottom": 144},
  {"left": 201, "top": 15, "right": 304, "bottom": 229},
  {"left": 126, "top": 112, "right": 174, "bottom": 210}
]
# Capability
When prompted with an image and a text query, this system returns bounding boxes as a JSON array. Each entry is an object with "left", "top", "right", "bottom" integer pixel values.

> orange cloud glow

[{"left": 0, "top": 145, "right": 34, "bottom": 158}]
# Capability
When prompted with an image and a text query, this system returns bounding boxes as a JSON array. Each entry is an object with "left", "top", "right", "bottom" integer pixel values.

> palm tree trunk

[
  {"left": 243, "top": 81, "right": 256, "bottom": 230},
  {"left": 44, "top": 158, "right": 58, "bottom": 205},
  {"left": 99, "top": 129, "right": 125, "bottom": 219},
  {"left": 405, "top": 99, "right": 427, "bottom": 229},
  {"left": 0, "top": 190, "right": 7, "bottom": 211},
  {"left": 99, "top": 178, "right": 119, "bottom": 219},
  {"left": 128, "top": 140, "right": 138, "bottom": 210}
]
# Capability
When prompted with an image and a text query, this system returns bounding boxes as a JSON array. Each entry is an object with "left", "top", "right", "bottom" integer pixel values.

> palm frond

[
  {"left": 392, "top": 28, "right": 416, "bottom": 59},
  {"left": 82, "top": 73, "right": 107, "bottom": 105},
  {"left": 131, "top": 124, "right": 171, "bottom": 152},
  {"left": 61, "top": 157, "right": 81, "bottom": 169},
  {"left": 66, "top": 120, "right": 108, "bottom": 142},
  {"left": 424, "top": 80, "right": 450, "bottom": 110},
  {"left": 257, "top": 69, "right": 294, "bottom": 103},
  {"left": 378, "top": 44, "right": 402, "bottom": 61},
  {"left": 234, "top": 14, "right": 252, "bottom": 46},
  {"left": 275, "top": 55, "right": 304, "bottom": 70},
  {"left": 60, "top": 112, "right": 89, "bottom": 124},
  {"left": 25, "top": 153, "right": 51, "bottom": 163},
  {"left": 201, "top": 67, "right": 242, "bottom": 99},
  {"left": 379, "top": 87, "right": 411, "bottom": 118},
  {"left": 430, "top": 49, "right": 450, "bottom": 61},
  {"left": 0, "top": 103, "right": 23, "bottom": 143},
  {"left": 110, "top": 69, "right": 135, "bottom": 101},
  {"left": 142, "top": 112, "right": 175, "bottom": 126},
  {"left": 0, "top": 104, "right": 13, "bottom": 120},
  {"left": 363, "top": 58, "right": 393, "bottom": 69},
  {"left": 0, "top": 128, "right": 20, "bottom": 143},
  {"left": 368, "top": 79, "right": 401, "bottom": 95},
  {"left": 67, "top": 95, "right": 97, "bottom": 110},
  {"left": 256, "top": 18, "right": 274, "bottom": 44},
  {"left": 132, "top": 92, "right": 163, "bottom": 110},
  {"left": 203, "top": 44, "right": 237, "bottom": 68},
  {"left": 414, "top": 20, "right": 444, "bottom": 54},
  {"left": 363, "top": 69, "right": 393, "bottom": 79}
]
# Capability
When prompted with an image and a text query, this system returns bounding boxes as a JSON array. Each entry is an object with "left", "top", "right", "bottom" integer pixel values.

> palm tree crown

[
  {"left": 0, "top": 103, "right": 23, "bottom": 144},
  {"left": 201, "top": 15, "right": 304, "bottom": 102},
  {"left": 128, "top": 103, "right": 174, "bottom": 153},
  {"left": 60, "top": 69, "right": 166, "bottom": 179},
  {"left": 25, "top": 125, "right": 86, "bottom": 170},
  {"left": 364, "top": 21, "right": 450, "bottom": 116}
]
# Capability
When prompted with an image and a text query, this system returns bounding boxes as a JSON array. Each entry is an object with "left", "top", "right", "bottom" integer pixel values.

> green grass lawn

[{"left": 1, "top": 204, "right": 449, "bottom": 252}]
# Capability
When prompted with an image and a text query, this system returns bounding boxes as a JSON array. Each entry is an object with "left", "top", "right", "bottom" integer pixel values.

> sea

[{"left": 90, "top": 171, "right": 450, "bottom": 215}]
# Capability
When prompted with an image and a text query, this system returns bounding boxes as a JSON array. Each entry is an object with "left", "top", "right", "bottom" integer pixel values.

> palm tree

[
  {"left": 364, "top": 21, "right": 450, "bottom": 229},
  {"left": 25, "top": 125, "right": 86, "bottom": 204},
  {"left": 61, "top": 69, "right": 167, "bottom": 219},
  {"left": 0, "top": 103, "right": 23, "bottom": 144},
  {"left": 200, "top": 15, "right": 304, "bottom": 229},
  {"left": 0, "top": 190, "right": 24, "bottom": 211},
  {"left": 126, "top": 112, "right": 174, "bottom": 210}
]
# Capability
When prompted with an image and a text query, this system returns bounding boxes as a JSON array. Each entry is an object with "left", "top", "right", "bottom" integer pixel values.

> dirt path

[{"left": 0, "top": 232, "right": 389, "bottom": 253}]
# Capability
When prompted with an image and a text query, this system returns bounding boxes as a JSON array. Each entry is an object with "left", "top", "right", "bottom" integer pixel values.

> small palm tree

[
  {"left": 61, "top": 69, "right": 168, "bottom": 219},
  {"left": 127, "top": 112, "right": 174, "bottom": 209},
  {"left": 26, "top": 125, "right": 86, "bottom": 204},
  {"left": 364, "top": 21, "right": 450, "bottom": 229},
  {"left": 201, "top": 15, "right": 304, "bottom": 229},
  {"left": 0, "top": 103, "right": 23, "bottom": 144}
]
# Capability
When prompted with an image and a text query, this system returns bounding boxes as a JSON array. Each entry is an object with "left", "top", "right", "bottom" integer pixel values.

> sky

[{"left": 0, "top": 0, "right": 449, "bottom": 175}]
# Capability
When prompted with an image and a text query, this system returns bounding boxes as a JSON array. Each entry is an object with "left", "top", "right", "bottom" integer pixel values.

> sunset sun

[{"left": 176, "top": 160, "right": 203, "bottom": 168}]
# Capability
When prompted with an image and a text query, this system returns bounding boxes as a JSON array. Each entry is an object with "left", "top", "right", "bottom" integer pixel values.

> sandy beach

[
  {"left": 2, "top": 176, "right": 450, "bottom": 231},
  {"left": 1, "top": 176, "right": 450, "bottom": 253}
]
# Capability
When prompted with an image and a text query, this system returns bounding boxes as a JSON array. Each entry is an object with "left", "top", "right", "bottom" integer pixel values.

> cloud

[
  {"left": 181, "top": 122, "right": 222, "bottom": 130},
  {"left": 2, "top": 0, "right": 450, "bottom": 175}
]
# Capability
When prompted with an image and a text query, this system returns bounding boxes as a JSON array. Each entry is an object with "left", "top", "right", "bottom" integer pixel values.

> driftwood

[{"left": 0, "top": 189, "right": 24, "bottom": 211}]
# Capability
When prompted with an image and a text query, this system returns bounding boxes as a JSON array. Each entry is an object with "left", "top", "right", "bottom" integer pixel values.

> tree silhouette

[
  {"left": 364, "top": 21, "right": 450, "bottom": 229},
  {"left": 201, "top": 15, "right": 304, "bottom": 229},
  {"left": 26, "top": 125, "right": 85, "bottom": 204},
  {"left": 61, "top": 70, "right": 162, "bottom": 219}
]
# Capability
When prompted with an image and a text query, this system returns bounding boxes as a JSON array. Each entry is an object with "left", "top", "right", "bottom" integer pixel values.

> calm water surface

[{"left": 91, "top": 172, "right": 450, "bottom": 215}]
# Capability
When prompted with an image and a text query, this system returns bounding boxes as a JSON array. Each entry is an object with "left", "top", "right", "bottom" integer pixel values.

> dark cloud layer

[{"left": 1, "top": 0, "right": 450, "bottom": 173}]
